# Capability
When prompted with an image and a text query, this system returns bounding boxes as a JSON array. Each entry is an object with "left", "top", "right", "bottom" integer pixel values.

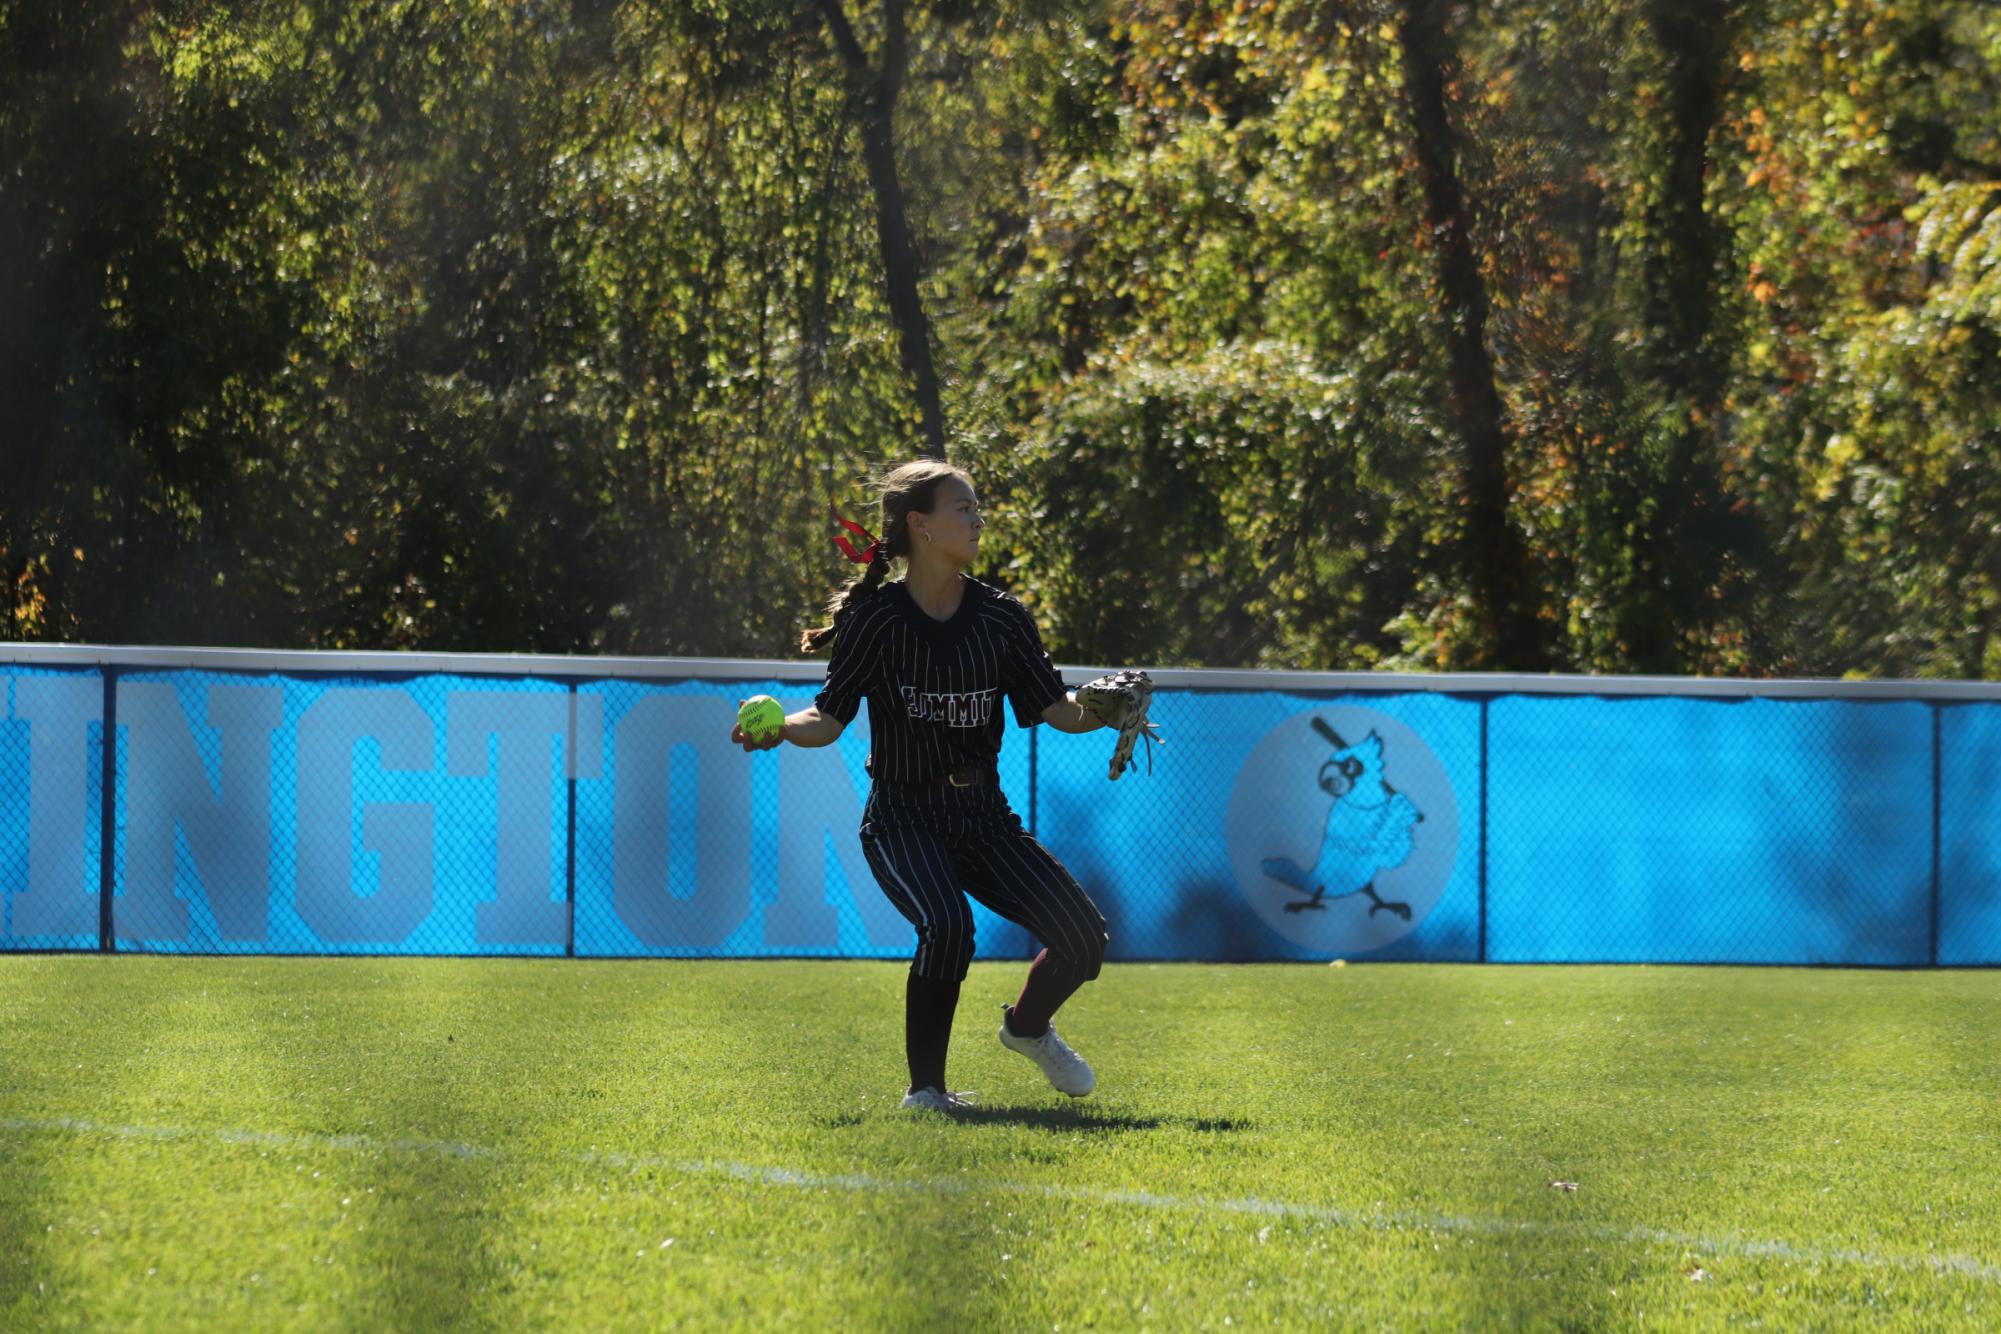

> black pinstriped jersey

[{"left": 814, "top": 575, "right": 1070, "bottom": 783}]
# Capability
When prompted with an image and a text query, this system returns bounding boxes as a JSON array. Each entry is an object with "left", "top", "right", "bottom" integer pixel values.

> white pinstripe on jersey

[{"left": 814, "top": 577, "right": 1068, "bottom": 784}]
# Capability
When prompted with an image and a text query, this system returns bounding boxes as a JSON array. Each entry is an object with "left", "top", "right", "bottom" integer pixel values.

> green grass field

[{"left": 2, "top": 957, "right": 1998, "bottom": 1330}]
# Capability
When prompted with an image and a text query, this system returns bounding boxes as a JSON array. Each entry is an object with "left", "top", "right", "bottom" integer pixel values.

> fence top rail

[{"left": 5, "top": 641, "right": 2001, "bottom": 701}]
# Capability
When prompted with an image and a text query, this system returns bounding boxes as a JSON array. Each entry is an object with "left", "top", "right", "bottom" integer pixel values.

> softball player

[{"left": 732, "top": 459, "right": 1113, "bottom": 1111}]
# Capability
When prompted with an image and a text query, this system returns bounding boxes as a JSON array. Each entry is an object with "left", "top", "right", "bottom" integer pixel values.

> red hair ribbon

[{"left": 830, "top": 507, "right": 880, "bottom": 565}]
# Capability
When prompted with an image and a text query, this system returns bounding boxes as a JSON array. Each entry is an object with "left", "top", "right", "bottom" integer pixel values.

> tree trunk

[
  {"left": 1641, "top": 0, "right": 1729, "bottom": 408},
  {"left": 815, "top": 0, "right": 946, "bottom": 459},
  {"left": 1620, "top": 0, "right": 1750, "bottom": 672},
  {"left": 1396, "top": 0, "right": 1545, "bottom": 669}
]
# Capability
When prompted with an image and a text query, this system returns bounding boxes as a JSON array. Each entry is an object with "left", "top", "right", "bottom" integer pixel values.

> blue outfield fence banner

[{"left": 1, "top": 645, "right": 1998, "bottom": 966}]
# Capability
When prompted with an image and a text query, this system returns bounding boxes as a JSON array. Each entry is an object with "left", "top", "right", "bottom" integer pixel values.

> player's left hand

[{"left": 1076, "top": 669, "right": 1162, "bottom": 780}]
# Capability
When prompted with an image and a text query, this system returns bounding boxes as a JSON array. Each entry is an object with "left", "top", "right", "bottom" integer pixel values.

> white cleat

[
  {"left": 899, "top": 1086, "right": 978, "bottom": 1113},
  {"left": 997, "top": 1007, "right": 1095, "bottom": 1097}
]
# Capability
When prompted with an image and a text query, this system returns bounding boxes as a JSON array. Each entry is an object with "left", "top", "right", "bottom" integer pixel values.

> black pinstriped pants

[{"left": 859, "top": 782, "right": 1108, "bottom": 984}]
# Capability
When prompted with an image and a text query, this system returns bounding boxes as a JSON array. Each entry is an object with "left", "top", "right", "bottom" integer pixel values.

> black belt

[{"left": 876, "top": 763, "right": 997, "bottom": 788}]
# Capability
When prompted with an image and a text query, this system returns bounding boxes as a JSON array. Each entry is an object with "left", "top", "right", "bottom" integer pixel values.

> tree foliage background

[{"left": 3, "top": 0, "right": 1998, "bottom": 676}]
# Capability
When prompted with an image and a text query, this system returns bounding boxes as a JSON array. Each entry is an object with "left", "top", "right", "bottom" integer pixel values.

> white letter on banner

[
  {"left": 119, "top": 683, "right": 285, "bottom": 943},
  {"left": 296, "top": 688, "right": 435, "bottom": 943},
  {"left": 444, "top": 690, "right": 582, "bottom": 946},
  {"left": 611, "top": 694, "right": 749, "bottom": 948},
  {"left": 768, "top": 739, "right": 909, "bottom": 949},
  {"left": 12, "top": 675, "right": 101, "bottom": 938}
]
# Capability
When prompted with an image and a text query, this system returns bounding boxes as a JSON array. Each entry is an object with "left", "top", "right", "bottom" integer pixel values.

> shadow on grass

[
  {"left": 252, "top": 958, "right": 517, "bottom": 1331},
  {"left": 821, "top": 1106, "right": 1251, "bottom": 1133},
  {"left": 0, "top": 958, "right": 187, "bottom": 1320}
]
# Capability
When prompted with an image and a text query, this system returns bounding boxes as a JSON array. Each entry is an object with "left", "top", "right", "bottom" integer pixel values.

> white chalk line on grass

[{"left": 3, "top": 1114, "right": 1996, "bottom": 1286}]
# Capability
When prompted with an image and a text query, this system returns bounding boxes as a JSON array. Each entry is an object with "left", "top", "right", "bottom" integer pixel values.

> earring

[{"left": 924, "top": 532, "right": 932, "bottom": 542}]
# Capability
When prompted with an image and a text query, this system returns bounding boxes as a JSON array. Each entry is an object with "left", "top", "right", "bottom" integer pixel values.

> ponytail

[{"left": 799, "top": 537, "right": 896, "bottom": 653}]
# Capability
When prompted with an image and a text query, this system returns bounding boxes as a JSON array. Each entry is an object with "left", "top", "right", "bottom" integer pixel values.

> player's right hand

[{"left": 732, "top": 699, "right": 784, "bottom": 753}]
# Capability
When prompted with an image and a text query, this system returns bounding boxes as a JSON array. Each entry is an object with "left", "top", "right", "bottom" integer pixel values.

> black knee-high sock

[
  {"left": 905, "top": 972, "right": 962, "bottom": 1093},
  {"left": 1007, "top": 948, "right": 1086, "bottom": 1039}
]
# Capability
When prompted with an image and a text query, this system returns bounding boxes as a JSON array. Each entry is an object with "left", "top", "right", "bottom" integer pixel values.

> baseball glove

[{"left": 1075, "top": 669, "right": 1163, "bottom": 780}]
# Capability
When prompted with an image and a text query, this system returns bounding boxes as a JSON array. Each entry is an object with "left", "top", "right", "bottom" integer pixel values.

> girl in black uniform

[{"left": 732, "top": 459, "right": 1116, "bottom": 1111}]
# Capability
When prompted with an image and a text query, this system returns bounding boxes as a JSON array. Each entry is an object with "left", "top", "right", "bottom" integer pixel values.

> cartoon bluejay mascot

[{"left": 1261, "top": 718, "right": 1422, "bottom": 920}]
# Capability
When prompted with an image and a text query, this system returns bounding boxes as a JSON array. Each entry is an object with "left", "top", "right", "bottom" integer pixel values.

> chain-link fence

[{"left": 2, "top": 650, "right": 1996, "bottom": 964}]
